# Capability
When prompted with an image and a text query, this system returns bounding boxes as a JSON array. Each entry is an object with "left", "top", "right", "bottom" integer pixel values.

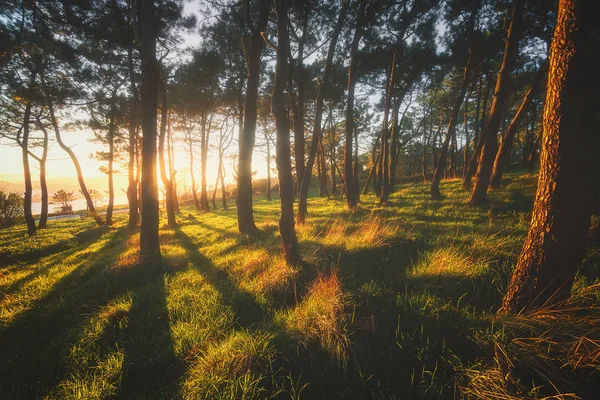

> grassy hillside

[{"left": 1, "top": 173, "right": 599, "bottom": 399}]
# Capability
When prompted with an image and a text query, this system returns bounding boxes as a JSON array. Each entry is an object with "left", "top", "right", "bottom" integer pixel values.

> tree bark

[
  {"left": 467, "top": 0, "right": 525, "bottom": 205},
  {"left": 499, "top": 0, "right": 600, "bottom": 314},
  {"left": 37, "top": 120, "right": 49, "bottom": 229},
  {"left": 127, "top": 43, "right": 139, "bottom": 228},
  {"left": 137, "top": 0, "right": 161, "bottom": 262},
  {"left": 329, "top": 117, "right": 337, "bottom": 195},
  {"left": 297, "top": 0, "right": 349, "bottom": 222},
  {"left": 292, "top": 15, "right": 308, "bottom": 194},
  {"left": 379, "top": 53, "right": 396, "bottom": 204},
  {"left": 159, "top": 82, "right": 176, "bottom": 227},
  {"left": 273, "top": 0, "right": 300, "bottom": 266},
  {"left": 42, "top": 76, "right": 104, "bottom": 226},
  {"left": 199, "top": 112, "right": 211, "bottom": 211},
  {"left": 431, "top": 48, "right": 474, "bottom": 199},
  {"left": 21, "top": 76, "right": 36, "bottom": 236},
  {"left": 490, "top": 63, "right": 547, "bottom": 188},
  {"left": 237, "top": 0, "right": 270, "bottom": 234},
  {"left": 106, "top": 100, "right": 115, "bottom": 225}
]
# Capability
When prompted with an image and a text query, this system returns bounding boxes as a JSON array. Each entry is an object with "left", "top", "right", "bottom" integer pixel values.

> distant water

[{"left": 32, "top": 195, "right": 130, "bottom": 214}]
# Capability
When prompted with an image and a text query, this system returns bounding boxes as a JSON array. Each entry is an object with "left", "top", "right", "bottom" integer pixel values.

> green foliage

[
  {"left": 0, "top": 190, "right": 23, "bottom": 228},
  {"left": 51, "top": 189, "right": 75, "bottom": 213}
]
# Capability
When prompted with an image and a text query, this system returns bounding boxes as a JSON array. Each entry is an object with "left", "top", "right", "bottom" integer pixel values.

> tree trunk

[
  {"left": 137, "top": 0, "right": 161, "bottom": 262},
  {"left": 490, "top": 63, "right": 547, "bottom": 188},
  {"left": 462, "top": 96, "right": 470, "bottom": 180},
  {"left": 464, "top": 71, "right": 493, "bottom": 187},
  {"left": 199, "top": 112, "right": 210, "bottom": 211},
  {"left": 292, "top": 16, "right": 308, "bottom": 194},
  {"left": 106, "top": 100, "right": 115, "bottom": 225},
  {"left": 168, "top": 122, "right": 179, "bottom": 213},
  {"left": 431, "top": 49, "right": 474, "bottom": 199},
  {"left": 220, "top": 161, "right": 228, "bottom": 210},
  {"left": 159, "top": 82, "right": 176, "bottom": 227},
  {"left": 467, "top": 0, "right": 525, "bottom": 206},
  {"left": 37, "top": 121, "right": 49, "bottom": 229},
  {"left": 187, "top": 128, "right": 200, "bottom": 210},
  {"left": 42, "top": 76, "right": 104, "bottom": 226},
  {"left": 319, "top": 137, "right": 329, "bottom": 198},
  {"left": 298, "top": 0, "right": 349, "bottom": 222},
  {"left": 379, "top": 53, "right": 396, "bottom": 204},
  {"left": 22, "top": 81, "right": 36, "bottom": 236},
  {"left": 499, "top": 0, "right": 600, "bottom": 314},
  {"left": 127, "top": 44, "right": 139, "bottom": 228},
  {"left": 265, "top": 130, "right": 272, "bottom": 201},
  {"left": 237, "top": 0, "right": 270, "bottom": 234},
  {"left": 273, "top": 0, "right": 300, "bottom": 266},
  {"left": 329, "top": 118, "right": 337, "bottom": 195}
]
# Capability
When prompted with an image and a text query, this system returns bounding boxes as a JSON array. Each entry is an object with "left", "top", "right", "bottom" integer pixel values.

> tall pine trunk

[
  {"left": 273, "top": 0, "right": 300, "bottom": 265},
  {"left": 37, "top": 121, "right": 49, "bottom": 229},
  {"left": 159, "top": 82, "right": 176, "bottom": 227},
  {"left": 298, "top": 0, "right": 349, "bottom": 222},
  {"left": 467, "top": 0, "right": 525, "bottom": 205},
  {"left": 127, "top": 44, "right": 139, "bottom": 228},
  {"left": 499, "top": 0, "right": 600, "bottom": 314},
  {"left": 21, "top": 75, "right": 36, "bottom": 236},
  {"left": 489, "top": 62, "right": 546, "bottom": 188},
  {"left": 199, "top": 112, "right": 210, "bottom": 211},
  {"left": 137, "top": 0, "right": 161, "bottom": 262},
  {"left": 431, "top": 44, "right": 474, "bottom": 199},
  {"left": 237, "top": 0, "right": 270, "bottom": 234},
  {"left": 342, "top": 0, "right": 365, "bottom": 210},
  {"left": 106, "top": 100, "right": 115, "bottom": 225}
]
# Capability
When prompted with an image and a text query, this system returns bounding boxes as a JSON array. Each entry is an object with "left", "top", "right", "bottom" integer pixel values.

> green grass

[{"left": 1, "top": 172, "right": 600, "bottom": 399}]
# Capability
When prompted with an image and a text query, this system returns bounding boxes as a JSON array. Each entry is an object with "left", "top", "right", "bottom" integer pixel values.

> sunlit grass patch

[
  {"left": 182, "top": 331, "right": 275, "bottom": 399},
  {"left": 408, "top": 246, "right": 487, "bottom": 280},
  {"left": 277, "top": 272, "right": 349, "bottom": 363},
  {"left": 322, "top": 213, "right": 400, "bottom": 251},
  {"left": 46, "top": 294, "right": 132, "bottom": 400},
  {"left": 166, "top": 269, "right": 234, "bottom": 359}
]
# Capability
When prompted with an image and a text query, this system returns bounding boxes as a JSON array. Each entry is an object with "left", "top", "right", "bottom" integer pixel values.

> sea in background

[{"left": 32, "top": 195, "right": 129, "bottom": 215}]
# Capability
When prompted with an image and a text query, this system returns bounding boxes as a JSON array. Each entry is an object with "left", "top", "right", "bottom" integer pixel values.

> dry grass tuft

[
  {"left": 279, "top": 271, "right": 349, "bottom": 363},
  {"left": 323, "top": 213, "right": 399, "bottom": 251}
]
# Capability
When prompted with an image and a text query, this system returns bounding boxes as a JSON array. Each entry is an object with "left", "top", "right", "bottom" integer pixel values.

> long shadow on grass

[
  {"left": 174, "top": 227, "right": 266, "bottom": 329},
  {"left": 117, "top": 264, "right": 183, "bottom": 400},
  {"left": 0, "top": 227, "right": 142, "bottom": 399}
]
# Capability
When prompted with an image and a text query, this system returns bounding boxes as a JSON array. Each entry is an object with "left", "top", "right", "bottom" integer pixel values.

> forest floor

[{"left": 2, "top": 172, "right": 600, "bottom": 399}]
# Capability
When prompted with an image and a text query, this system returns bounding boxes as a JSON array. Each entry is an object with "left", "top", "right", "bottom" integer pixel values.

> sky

[{"left": 0, "top": 1, "right": 273, "bottom": 205}]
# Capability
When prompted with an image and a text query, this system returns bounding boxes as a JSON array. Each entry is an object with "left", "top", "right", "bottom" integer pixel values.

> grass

[{"left": 1, "top": 172, "right": 599, "bottom": 399}]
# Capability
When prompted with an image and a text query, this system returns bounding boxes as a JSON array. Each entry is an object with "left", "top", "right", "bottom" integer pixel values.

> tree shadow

[
  {"left": 0, "top": 227, "right": 140, "bottom": 398},
  {"left": 173, "top": 227, "right": 266, "bottom": 329}
]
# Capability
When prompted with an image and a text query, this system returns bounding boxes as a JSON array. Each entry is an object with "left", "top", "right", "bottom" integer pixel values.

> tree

[
  {"left": 237, "top": 0, "right": 271, "bottom": 235},
  {"left": 51, "top": 190, "right": 75, "bottom": 213},
  {"left": 297, "top": 0, "right": 349, "bottom": 222},
  {"left": 499, "top": 0, "right": 600, "bottom": 314},
  {"left": 467, "top": 0, "right": 526, "bottom": 206},
  {"left": 136, "top": 0, "right": 161, "bottom": 264},
  {"left": 273, "top": 0, "right": 300, "bottom": 266},
  {"left": 0, "top": 191, "right": 24, "bottom": 228}
]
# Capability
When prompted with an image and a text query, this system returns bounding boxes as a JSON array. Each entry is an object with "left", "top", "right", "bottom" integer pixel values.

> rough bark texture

[
  {"left": 199, "top": 112, "right": 210, "bottom": 211},
  {"left": 490, "top": 63, "right": 547, "bottom": 188},
  {"left": 237, "top": 0, "right": 270, "bottom": 234},
  {"left": 273, "top": 0, "right": 300, "bottom": 266},
  {"left": 342, "top": 0, "right": 365, "bottom": 210},
  {"left": 499, "top": 0, "right": 600, "bottom": 314},
  {"left": 292, "top": 17, "right": 307, "bottom": 194},
  {"left": 137, "top": 0, "right": 161, "bottom": 263},
  {"left": 467, "top": 0, "right": 525, "bottom": 205},
  {"left": 297, "top": 0, "right": 349, "bottom": 222}
]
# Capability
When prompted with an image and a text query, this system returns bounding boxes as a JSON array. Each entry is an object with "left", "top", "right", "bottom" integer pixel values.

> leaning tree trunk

[
  {"left": 106, "top": 101, "right": 116, "bottom": 225},
  {"left": 467, "top": 0, "right": 525, "bottom": 206},
  {"left": 21, "top": 83, "right": 36, "bottom": 236},
  {"left": 499, "top": 0, "right": 600, "bottom": 314},
  {"left": 158, "top": 82, "right": 176, "bottom": 227},
  {"left": 298, "top": 0, "right": 349, "bottom": 222},
  {"left": 237, "top": 0, "right": 270, "bottom": 234},
  {"left": 464, "top": 71, "right": 493, "bottom": 187},
  {"left": 37, "top": 121, "right": 49, "bottom": 229},
  {"left": 127, "top": 44, "right": 139, "bottom": 228},
  {"left": 137, "top": 0, "right": 161, "bottom": 262},
  {"left": 342, "top": 0, "right": 365, "bottom": 210},
  {"left": 489, "top": 62, "right": 547, "bottom": 188},
  {"left": 42, "top": 76, "right": 104, "bottom": 226},
  {"left": 199, "top": 112, "right": 210, "bottom": 211},
  {"left": 431, "top": 48, "right": 474, "bottom": 199},
  {"left": 273, "top": 0, "right": 300, "bottom": 266}
]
